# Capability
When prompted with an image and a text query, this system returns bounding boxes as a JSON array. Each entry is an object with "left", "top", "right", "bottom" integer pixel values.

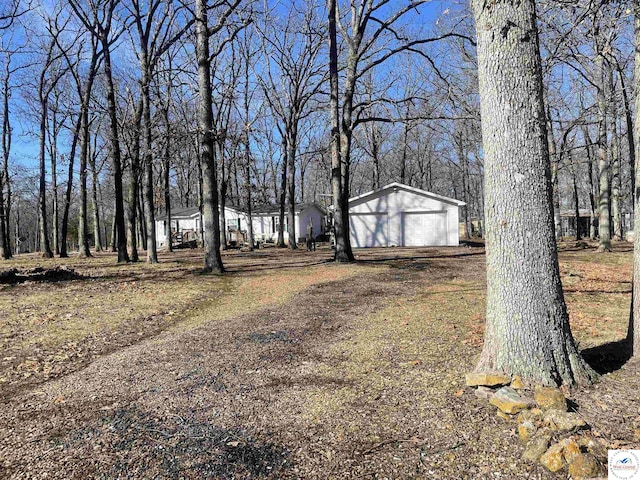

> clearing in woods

[{"left": 0, "top": 242, "right": 638, "bottom": 478}]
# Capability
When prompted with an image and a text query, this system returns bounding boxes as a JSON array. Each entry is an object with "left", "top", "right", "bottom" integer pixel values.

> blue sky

[{"left": 4, "top": 0, "right": 461, "bottom": 175}]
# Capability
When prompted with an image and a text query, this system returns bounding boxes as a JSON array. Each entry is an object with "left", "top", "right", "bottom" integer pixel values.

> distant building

[
  {"left": 559, "top": 209, "right": 591, "bottom": 239},
  {"left": 347, "top": 182, "right": 465, "bottom": 248},
  {"left": 155, "top": 203, "right": 326, "bottom": 248}
]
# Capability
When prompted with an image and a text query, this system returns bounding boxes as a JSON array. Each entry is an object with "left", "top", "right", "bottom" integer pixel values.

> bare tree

[
  {"left": 471, "top": 0, "right": 596, "bottom": 384},
  {"left": 193, "top": 0, "right": 246, "bottom": 273},
  {"left": 630, "top": 0, "right": 640, "bottom": 358},
  {"left": 34, "top": 11, "right": 71, "bottom": 258},
  {"left": 69, "top": 0, "right": 130, "bottom": 262},
  {"left": 127, "top": 0, "right": 193, "bottom": 263},
  {"left": 258, "top": 1, "right": 325, "bottom": 249}
]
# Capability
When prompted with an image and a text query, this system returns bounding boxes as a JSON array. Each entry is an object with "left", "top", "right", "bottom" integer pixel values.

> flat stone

[
  {"left": 540, "top": 442, "right": 566, "bottom": 472},
  {"left": 518, "top": 420, "right": 537, "bottom": 444},
  {"left": 465, "top": 372, "right": 511, "bottom": 387},
  {"left": 544, "top": 410, "right": 587, "bottom": 432},
  {"left": 534, "top": 386, "right": 567, "bottom": 411},
  {"left": 522, "top": 433, "right": 551, "bottom": 463},
  {"left": 567, "top": 452, "right": 600, "bottom": 478},
  {"left": 474, "top": 386, "right": 495, "bottom": 400},
  {"left": 562, "top": 439, "right": 581, "bottom": 464},
  {"left": 490, "top": 386, "right": 534, "bottom": 414},
  {"left": 496, "top": 410, "right": 513, "bottom": 421},
  {"left": 517, "top": 408, "right": 544, "bottom": 424},
  {"left": 510, "top": 375, "right": 525, "bottom": 389}
]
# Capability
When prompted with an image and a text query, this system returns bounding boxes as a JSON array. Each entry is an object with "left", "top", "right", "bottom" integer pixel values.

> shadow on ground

[{"left": 581, "top": 339, "right": 632, "bottom": 375}]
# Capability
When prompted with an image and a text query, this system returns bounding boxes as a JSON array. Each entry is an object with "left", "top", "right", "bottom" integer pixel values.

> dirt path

[{"left": 0, "top": 246, "right": 638, "bottom": 479}]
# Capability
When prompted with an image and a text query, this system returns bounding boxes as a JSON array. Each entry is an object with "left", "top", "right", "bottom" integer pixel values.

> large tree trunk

[
  {"left": 456, "top": 130, "right": 471, "bottom": 240},
  {"left": 583, "top": 128, "right": 598, "bottom": 239},
  {"left": 287, "top": 128, "right": 298, "bottom": 249},
  {"left": 38, "top": 98, "right": 53, "bottom": 258},
  {"left": 50, "top": 110, "right": 59, "bottom": 256},
  {"left": 0, "top": 64, "right": 11, "bottom": 259},
  {"left": 77, "top": 103, "right": 92, "bottom": 258},
  {"left": 0, "top": 162, "right": 7, "bottom": 259},
  {"left": 617, "top": 68, "right": 636, "bottom": 217},
  {"left": 244, "top": 135, "right": 254, "bottom": 250},
  {"left": 277, "top": 140, "right": 287, "bottom": 248},
  {"left": 547, "top": 105, "right": 562, "bottom": 239},
  {"left": 127, "top": 103, "right": 142, "bottom": 262},
  {"left": 195, "top": 0, "right": 223, "bottom": 273},
  {"left": 329, "top": 0, "right": 353, "bottom": 263},
  {"left": 102, "top": 37, "right": 129, "bottom": 263},
  {"left": 595, "top": 34, "right": 611, "bottom": 252},
  {"left": 141, "top": 68, "right": 158, "bottom": 263},
  {"left": 570, "top": 155, "right": 581, "bottom": 241},
  {"left": 630, "top": 1, "right": 640, "bottom": 357},
  {"left": 163, "top": 101, "right": 172, "bottom": 252},
  {"left": 90, "top": 149, "right": 102, "bottom": 252},
  {"left": 242, "top": 61, "right": 254, "bottom": 251},
  {"left": 471, "top": 0, "right": 597, "bottom": 385},
  {"left": 611, "top": 114, "right": 622, "bottom": 241}
]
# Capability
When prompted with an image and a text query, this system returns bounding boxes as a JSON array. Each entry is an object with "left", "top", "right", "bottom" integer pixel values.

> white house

[
  {"left": 348, "top": 182, "right": 465, "bottom": 248},
  {"left": 155, "top": 206, "right": 202, "bottom": 247},
  {"left": 155, "top": 203, "right": 326, "bottom": 247},
  {"left": 247, "top": 203, "right": 326, "bottom": 244}
]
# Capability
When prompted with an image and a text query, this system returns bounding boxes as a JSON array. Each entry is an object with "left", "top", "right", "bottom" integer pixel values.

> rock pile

[{"left": 466, "top": 373, "right": 602, "bottom": 478}]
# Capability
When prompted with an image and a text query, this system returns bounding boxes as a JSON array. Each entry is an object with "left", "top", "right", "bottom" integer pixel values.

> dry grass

[{"left": 0, "top": 242, "right": 638, "bottom": 479}]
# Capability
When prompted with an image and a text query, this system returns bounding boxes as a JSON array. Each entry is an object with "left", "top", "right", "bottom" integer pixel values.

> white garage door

[
  {"left": 403, "top": 212, "right": 448, "bottom": 246},
  {"left": 350, "top": 213, "right": 389, "bottom": 247}
]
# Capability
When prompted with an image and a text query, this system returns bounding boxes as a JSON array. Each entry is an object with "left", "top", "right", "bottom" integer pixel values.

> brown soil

[{"left": 0, "top": 242, "right": 638, "bottom": 479}]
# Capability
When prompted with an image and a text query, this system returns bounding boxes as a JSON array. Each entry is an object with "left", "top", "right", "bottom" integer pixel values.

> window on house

[
  {"left": 271, "top": 216, "right": 289, "bottom": 233},
  {"left": 227, "top": 218, "right": 238, "bottom": 231}
]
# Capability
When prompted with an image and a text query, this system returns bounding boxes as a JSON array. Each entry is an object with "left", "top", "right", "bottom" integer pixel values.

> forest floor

[{"left": 0, "top": 241, "right": 638, "bottom": 479}]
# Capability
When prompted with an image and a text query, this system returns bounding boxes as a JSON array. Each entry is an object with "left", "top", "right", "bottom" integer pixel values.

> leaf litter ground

[{"left": 0, "top": 242, "right": 638, "bottom": 479}]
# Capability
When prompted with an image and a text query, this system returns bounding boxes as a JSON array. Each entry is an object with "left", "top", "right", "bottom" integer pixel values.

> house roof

[
  {"left": 250, "top": 202, "right": 325, "bottom": 216},
  {"left": 167, "top": 203, "right": 325, "bottom": 218},
  {"left": 348, "top": 182, "right": 466, "bottom": 206},
  {"left": 170, "top": 207, "right": 201, "bottom": 219}
]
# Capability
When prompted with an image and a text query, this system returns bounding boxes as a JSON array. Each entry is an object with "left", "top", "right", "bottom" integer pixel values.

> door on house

[{"left": 402, "top": 212, "right": 448, "bottom": 246}]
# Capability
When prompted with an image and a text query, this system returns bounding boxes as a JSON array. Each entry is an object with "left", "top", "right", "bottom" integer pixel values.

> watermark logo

[{"left": 609, "top": 450, "right": 640, "bottom": 480}]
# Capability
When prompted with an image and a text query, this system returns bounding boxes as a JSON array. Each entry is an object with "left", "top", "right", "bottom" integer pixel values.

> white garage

[{"left": 348, "top": 183, "right": 465, "bottom": 248}]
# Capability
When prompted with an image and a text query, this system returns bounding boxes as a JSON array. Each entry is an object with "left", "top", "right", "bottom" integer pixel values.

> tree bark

[
  {"left": 0, "top": 62, "right": 11, "bottom": 259},
  {"left": 38, "top": 97, "right": 53, "bottom": 258},
  {"left": 595, "top": 31, "right": 611, "bottom": 252},
  {"left": 127, "top": 99, "right": 143, "bottom": 262},
  {"left": 329, "top": 0, "right": 353, "bottom": 263},
  {"left": 49, "top": 108, "right": 59, "bottom": 255},
  {"left": 141, "top": 67, "right": 158, "bottom": 263},
  {"left": 617, "top": 65, "right": 636, "bottom": 216},
  {"left": 242, "top": 58, "right": 254, "bottom": 251},
  {"left": 547, "top": 105, "right": 562, "bottom": 239},
  {"left": 195, "top": 0, "right": 223, "bottom": 273},
  {"left": 163, "top": 91, "right": 172, "bottom": 252},
  {"left": 583, "top": 127, "right": 598, "bottom": 240},
  {"left": 102, "top": 21, "right": 129, "bottom": 263},
  {"left": 90, "top": 148, "right": 102, "bottom": 252},
  {"left": 287, "top": 128, "right": 297, "bottom": 249},
  {"left": 471, "top": 0, "right": 597, "bottom": 385},
  {"left": 277, "top": 139, "right": 287, "bottom": 248},
  {"left": 630, "top": 0, "right": 640, "bottom": 357}
]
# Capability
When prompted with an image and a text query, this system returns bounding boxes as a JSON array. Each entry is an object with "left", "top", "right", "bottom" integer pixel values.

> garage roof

[{"left": 348, "top": 182, "right": 466, "bottom": 207}]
